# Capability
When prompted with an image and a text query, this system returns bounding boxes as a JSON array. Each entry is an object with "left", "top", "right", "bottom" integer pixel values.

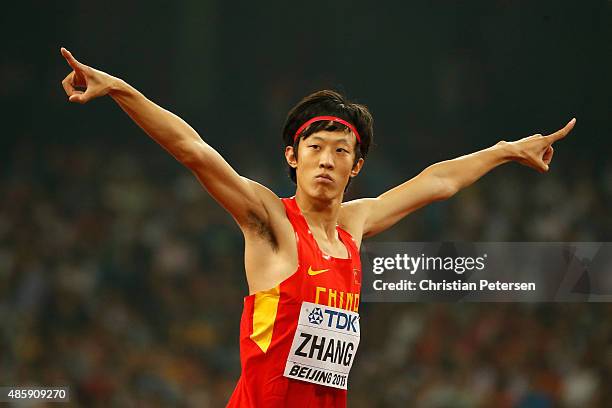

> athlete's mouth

[{"left": 315, "top": 173, "right": 333, "bottom": 183}]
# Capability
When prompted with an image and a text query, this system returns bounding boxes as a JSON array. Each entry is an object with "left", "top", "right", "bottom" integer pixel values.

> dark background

[{"left": 1, "top": 1, "right": 611, "bottom": 406}]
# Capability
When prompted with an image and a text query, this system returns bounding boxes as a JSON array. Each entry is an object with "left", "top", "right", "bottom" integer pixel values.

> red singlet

[{"left": 227, "top": 197, "right": 362, "bottom": 408}]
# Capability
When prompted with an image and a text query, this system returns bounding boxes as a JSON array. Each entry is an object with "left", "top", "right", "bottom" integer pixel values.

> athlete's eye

[
  {"left": 309, "top": 145, "right": 321, "bottom": 150},
  {"left": 336, "top": 148, "right": 349, "bottom": 154}
]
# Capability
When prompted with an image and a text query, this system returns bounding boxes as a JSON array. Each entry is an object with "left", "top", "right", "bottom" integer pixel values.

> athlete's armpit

[{"left": 244, "top": 209, "right": 279, "bottom": 251}]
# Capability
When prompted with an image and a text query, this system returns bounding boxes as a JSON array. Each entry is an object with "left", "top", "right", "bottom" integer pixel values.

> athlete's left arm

[{"left": 345, "top": 118, "right": 576, "bottom": 239}]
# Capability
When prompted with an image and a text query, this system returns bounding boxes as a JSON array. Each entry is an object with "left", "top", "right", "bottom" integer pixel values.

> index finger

[
  {"left": 545, "top": 118, "right": 576, "bottom": 143},
  {"left": 60, "top": 47, "right": 82, "bottom": 71}
]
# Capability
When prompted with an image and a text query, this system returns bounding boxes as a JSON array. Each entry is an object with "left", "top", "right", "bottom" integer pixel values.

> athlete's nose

[{"left": 318, "top": 149, "right": 334, "bottom": 169}]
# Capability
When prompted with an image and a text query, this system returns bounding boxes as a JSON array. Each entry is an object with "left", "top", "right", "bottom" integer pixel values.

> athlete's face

[{"left": 285, "top": 130, "right": 364, "bottom": 200}]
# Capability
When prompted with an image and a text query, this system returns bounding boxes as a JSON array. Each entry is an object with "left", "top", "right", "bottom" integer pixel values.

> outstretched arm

[
  {"left": 60, "top": 47, "right": 275, "bottom": 226},
  {"left": 345, "top": 119, "right": 576, "bottom": 238}
]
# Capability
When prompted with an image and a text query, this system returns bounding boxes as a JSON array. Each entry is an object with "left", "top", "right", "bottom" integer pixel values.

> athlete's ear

[
  {"left": 285, "top": 146, "right": 298, "bottom": 168},
  {"left": 350, "top": 158, "right": 364, "bottom": 177}
]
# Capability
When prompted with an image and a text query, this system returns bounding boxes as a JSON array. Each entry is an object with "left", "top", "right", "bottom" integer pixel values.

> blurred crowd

[{"left": 1, "top": 137, "right": 610, "bottom": 407}]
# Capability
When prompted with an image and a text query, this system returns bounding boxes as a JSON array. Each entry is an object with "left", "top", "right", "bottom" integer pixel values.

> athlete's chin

[{"left": 309, "top": 185, "right": 341, "bottom": 200}]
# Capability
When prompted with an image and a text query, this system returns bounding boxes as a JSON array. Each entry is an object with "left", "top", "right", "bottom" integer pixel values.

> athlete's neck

[{"left": 294, "top": 189, "right": 343, "bottom": 240}]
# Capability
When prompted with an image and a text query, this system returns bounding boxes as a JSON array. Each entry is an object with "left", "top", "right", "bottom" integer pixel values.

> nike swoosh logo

[{"left": 308, "top": 267, "right": 330, "bottom": 276}]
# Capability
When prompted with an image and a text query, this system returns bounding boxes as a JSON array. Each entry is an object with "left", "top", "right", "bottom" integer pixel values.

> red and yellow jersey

[{"left": 227, "top": 197, "right": 362, "bottom": 408}]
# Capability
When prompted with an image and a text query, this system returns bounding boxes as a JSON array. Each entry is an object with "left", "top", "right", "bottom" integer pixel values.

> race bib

[{"left": 283, "top": 302, "right": 360, "bottom": 390}]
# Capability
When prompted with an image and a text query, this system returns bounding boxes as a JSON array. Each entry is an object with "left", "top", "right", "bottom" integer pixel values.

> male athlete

[{"left": 60, "top": 47, "right": 575, "bottom": 407}]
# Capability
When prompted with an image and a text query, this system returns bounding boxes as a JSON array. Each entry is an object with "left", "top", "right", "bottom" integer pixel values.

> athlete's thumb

[{"left": 69, "top": 93, "right": 87, "bottom": 104}]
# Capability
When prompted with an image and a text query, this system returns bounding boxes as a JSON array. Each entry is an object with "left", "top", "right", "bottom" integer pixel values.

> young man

[{"left": 60, "top": 47, "right": 575, "bottom": 407}]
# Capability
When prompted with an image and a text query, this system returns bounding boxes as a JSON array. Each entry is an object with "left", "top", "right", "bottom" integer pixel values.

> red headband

[{"left": 293, "top": 115, "right": 361, "bottom": 144}]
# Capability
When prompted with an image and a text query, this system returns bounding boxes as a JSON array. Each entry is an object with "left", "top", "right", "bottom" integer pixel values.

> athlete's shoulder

[
  {"left": 339, "top": 198, "right": 375, "bottom": 248},
  {"left": 340, "top": 197, "right": 374, "bottom": 222},
  {"left": 240, "top": 178, "right": 287, "bottom": 220}
]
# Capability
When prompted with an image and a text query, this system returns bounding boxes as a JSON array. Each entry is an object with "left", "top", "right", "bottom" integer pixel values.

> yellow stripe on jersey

[{"left": 250, "top": 285, "right": 280, "bottom": 353}]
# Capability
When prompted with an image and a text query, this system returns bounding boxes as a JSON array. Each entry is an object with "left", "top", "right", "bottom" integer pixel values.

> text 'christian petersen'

[{"left": 373, "top": 279, "right": 536, "bottom": 292}]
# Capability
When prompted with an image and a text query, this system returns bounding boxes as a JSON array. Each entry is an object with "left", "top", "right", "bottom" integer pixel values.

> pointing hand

[
  {"left": 506, "top": 118, "right": 576, "bottom": 172},
  {"left": 60, "top": 47, "right": 116, "bottom": 104}
]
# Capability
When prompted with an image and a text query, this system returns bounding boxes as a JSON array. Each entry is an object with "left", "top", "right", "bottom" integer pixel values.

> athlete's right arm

[{"left": 60, "top": 47, "right": 274, "bottom": 226}]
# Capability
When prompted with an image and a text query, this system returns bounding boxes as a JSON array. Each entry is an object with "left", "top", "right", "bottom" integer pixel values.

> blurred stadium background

[{"left": 1, "top": 0, "right": 611, "bottom": 406}]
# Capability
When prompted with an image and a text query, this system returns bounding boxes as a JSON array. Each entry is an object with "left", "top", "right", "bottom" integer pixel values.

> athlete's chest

[
  {"left": 282, "top": 234, "right": 362, "bottom": 312},
  {"left": 306, "top": 229, "right": 350, "bottom": 259}
]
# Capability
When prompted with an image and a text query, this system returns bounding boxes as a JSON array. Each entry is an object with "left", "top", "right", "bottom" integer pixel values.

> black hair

[{"left": 282, "top": 90, "right": 374, "bottom": 189}]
